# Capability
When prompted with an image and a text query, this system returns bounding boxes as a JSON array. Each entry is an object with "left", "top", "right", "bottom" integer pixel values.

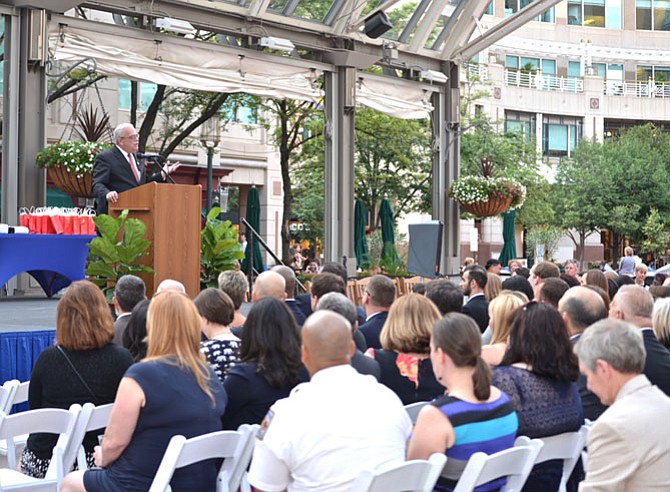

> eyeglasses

[{"left": 122, "top": 134, "right": 140, "bottom": 140}]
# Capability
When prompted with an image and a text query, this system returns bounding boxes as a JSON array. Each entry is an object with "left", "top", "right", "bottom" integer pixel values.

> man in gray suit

[
  {"left": 113, "top": 275, "right": 146, "bottom": 345},
  {"left": 575, "top": 319, "right": 670, "bottom": 491}
]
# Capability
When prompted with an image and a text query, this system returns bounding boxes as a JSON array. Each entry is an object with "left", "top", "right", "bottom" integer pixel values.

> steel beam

[{"left": 439, "top": 0, "right": 489, "bottom": 60}]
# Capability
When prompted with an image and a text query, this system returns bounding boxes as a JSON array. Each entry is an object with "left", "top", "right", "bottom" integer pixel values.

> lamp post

[{"left": 199, "top": 116, "right": 221, "bottom": 212}]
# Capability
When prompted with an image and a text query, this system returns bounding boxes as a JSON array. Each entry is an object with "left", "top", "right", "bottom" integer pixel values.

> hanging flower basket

[
  {"left": 449, "top": 176, "right": 526, "bottom": 218},
  {"left": 36, "top": 140, "right": 111, "bottom": 199}
]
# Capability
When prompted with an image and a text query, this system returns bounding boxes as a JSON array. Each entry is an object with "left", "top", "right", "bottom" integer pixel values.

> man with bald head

[
  {"left": 558, "top": 286, "right": 608, "bottom": 420},
  {"left": 609, "top": 285, "right": 670, "bottom": 396},
  {"left": 271, "top": 265, "right": 306, "bottom": 326},
  {"left": 251, "top": 271, "right": 286, "bottom": 302},
  {"left": 248, "top": 310, "right": 411, "bottom": 492}
]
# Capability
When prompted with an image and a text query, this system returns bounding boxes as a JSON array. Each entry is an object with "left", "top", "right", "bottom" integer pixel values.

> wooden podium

[{"left": 109, "top": 182, "right": 202, "bottom": 297}]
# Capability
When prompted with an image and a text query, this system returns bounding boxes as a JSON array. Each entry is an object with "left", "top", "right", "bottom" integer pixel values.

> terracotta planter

[
  {"left": 460, "top": 195, "right": 513, "bottom": 218},
  {"left": 48, "top": 165, "right": 94, "bottom": 198}
]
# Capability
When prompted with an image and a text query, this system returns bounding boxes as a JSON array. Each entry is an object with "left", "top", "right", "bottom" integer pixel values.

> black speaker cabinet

[
  {"left": 363, "top": 11, "right": 393, "bottom": 39},
  {"left": 407, "top": 221, "right": 443, "bottom": 278}
]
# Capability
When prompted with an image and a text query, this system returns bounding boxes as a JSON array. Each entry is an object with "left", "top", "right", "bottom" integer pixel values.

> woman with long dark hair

[
  {"left": 492, "top": 301, "right": 583, "bottom": 492},
  {"left": 222, "top": 297, "right": 305, "bottom": 430},
  {"left": 408, "top": 313, "right": 518, "bottom": 491}
]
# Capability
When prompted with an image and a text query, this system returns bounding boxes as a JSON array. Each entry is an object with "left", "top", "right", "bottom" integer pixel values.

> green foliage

[
  {"left": 449, "top": 175, "right": 526, "bottom": 209},
  {"left": 35, "top": 140, "right": 112, "bottom": 176},
  {"left": 86, "top": 210, "right": 154, "bottom": 302},
  {"left": 642, "top": 208, "right": 669, "bottom": 259},
  {"left": 526, "top": 225, "right": 563, "bottom": 264},
  {"left": 200, "top": 207, "right": 245, "bottom": 289}
]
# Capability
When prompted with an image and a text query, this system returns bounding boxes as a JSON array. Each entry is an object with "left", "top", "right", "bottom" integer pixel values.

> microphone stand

[{"left": 144, "top": 156, "right": 176, "bottom": 184}]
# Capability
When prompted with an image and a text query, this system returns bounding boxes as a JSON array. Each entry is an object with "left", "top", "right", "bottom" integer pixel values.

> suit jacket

[
  {"left": 351, "top": 350, "right": 381, "bottom": 381},
  {"left": 359, "top": 311, "right": 388, "bottom": 350},
  {"left": 462, "top": 294, "right": 489, "bottom": 333},
  {"left": 285, "top": 299, "right": 307, "bottom": 327},
  {"left": 92, "top": 146, "right": 164, "bottom": 215},
  {"left": 113, "top": 314, "right": 131, "bottom": 346},
  {"left": 641, "top": 329, "right": 670, "bottom": 396},
  {"left": 571, "top": 333, "right": 608, "bottom": 421},
  {"left": 296, "top": 293, "right": 366, "bottom": 327},
  {"left": 580, "top": 374, "right": 670, "bottom": 491}
]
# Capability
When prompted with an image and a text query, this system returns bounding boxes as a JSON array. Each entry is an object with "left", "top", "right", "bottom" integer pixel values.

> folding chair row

[{"left": 0, "top": 380, "right": 30, "bottom": 471}]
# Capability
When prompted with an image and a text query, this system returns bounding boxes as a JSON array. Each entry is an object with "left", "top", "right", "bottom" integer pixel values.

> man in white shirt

[{"left": 248, "top": 310, "right": 412, "bottom": 492}]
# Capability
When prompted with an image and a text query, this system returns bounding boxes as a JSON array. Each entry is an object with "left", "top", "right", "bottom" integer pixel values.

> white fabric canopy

[{"left": 49, "top": 25, "right": 433, "bottom": 119}]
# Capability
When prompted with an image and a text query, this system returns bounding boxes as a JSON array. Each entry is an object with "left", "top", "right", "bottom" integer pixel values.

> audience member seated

[
  {"left": 537, "top": 277, "right": 569, "bottom": 308},
  {"left": 649, "top": 285, "right": 670, "bottom": 301},
  {"left": 195, "top": 288, "right": 241, "bottom": 382},
  {"left": 484, "top": 273, "right": 502, "bottom": 301},
  {"left": 272, "top": 265, "right": 307, "bottom": 326},
  {"left": 155, "top": 278, "right": 186, "bottom": 294},
  {"left": 492, "top": 301, "right": 583, "bottom": 492},
  {"left": 653, "top": 298, "right": 670, "bottom": 350},
  {"left": 408, "top": 313, "right": 519, "bottom": 491},
  {"left": 359, "top": 275, "right": 396, "bottom": 349},
  {"left": 366, "top": 293, "right": 445, "bottom": 404},
  {"left": 485, "top": 258, "right": 502, "bottom": 275},
  {"left": 582, "top": 269, "right": 610, "bottom": 304},
  {"left": 122, "top": 299, "right": 149, "bottom": 361},
  {"left": 461, "top": 266, "right": 489, "bottom": 333},
  {"left": 652, "top": 272, "right": 667, "bottom": 287},
  {"left": 558, "top": 286, "right": 608, "bottom": 421},
  {"left": 425, "top": 280, "right": 463, "bottom": 316},
  {"left": 563, "top": 259, "right": 580, "bottom": 283},
  {"left": 634, "top": 263, "right": 648, "bottom": 287},
  {"left": 112, "top": 274, "right": 146, "bottom": 345},
  {"left": 508, "top": 259, "right": 522, "bottom": 274},
  {"left": 252, "top": 271, "right": 286, "bottom": 302},
  {"left": 316, "top": 292, "right": 381, "bottom": 381},
  {"left": 514, "top": 266, "right": 530, "bottom": 279},
  {"left": 528, "top": 261, "right": 560, "bottom": 300},
  {"left": 502, "top": 275, "right": 534, "bottom": 302},
  {"left": 218, "top": 270, "right": 249, "bottom": 328},
  {"left": 296, "top": 262, "right": 363, "bottom": 322},
  {"left": 482, "top": 291, "right": 526, "bottom": 366},
  {"left": 575, "top": 319, "right": 670, "bottom": 490},
  {"left": 59, "top": 291, "right": 227, "bottom": 492},
  {"left": 411, "top": 282, "right": 426, "bottom": 295},
  {"left": 610, "top": 285, "right": 670, "bottom": 395},
  {"left": 21, "top": 280, "right": 133, "bottom": 478},
  {"left": 222, "top": 297, "right": 305, "bottom": 430},
  {"left": 247, "top": 311, "right": 412, "bottom": 492},
  {"left": 560, "top": 273, "right": 581, "bottom": 288}
]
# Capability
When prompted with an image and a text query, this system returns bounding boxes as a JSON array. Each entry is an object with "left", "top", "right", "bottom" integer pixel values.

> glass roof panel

[{"left": 266, "top": 0, "right": 340, "bottom": 24}]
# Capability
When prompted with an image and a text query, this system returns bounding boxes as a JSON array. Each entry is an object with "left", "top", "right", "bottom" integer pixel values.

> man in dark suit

[
  {"left": 271, "top": 265, "right": 307, "bottom": 327},
  {"left": 359, "top": 275, "right": 396, "bottom": 349},
  {"left": 92, "top": 123, "right": 180, "bottom": 216},
  {"left": 112, "top": 274, "right": 147, "bottom": 345},
  {"left": 461, "top": 265, "right": 489, "bottom": 333},
  {"left": 610, "top": 285, "right": 670, "bottom": 396},
  {"left": 559, "top": 286, "right": 608, "bottom": 420}
]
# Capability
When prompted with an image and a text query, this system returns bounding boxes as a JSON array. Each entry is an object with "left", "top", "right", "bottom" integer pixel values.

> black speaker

[
  {"left": 363, "top": 11, "right": 394, "bottom": 39},
  {"left": 407, "top": 221, "right": 443, "bottom": 278}
]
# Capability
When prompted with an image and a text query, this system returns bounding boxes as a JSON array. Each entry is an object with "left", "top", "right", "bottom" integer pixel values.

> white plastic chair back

[
  {"left": 61, "top": 402, "right": 114, "bottom": 472},
  {"left": 404, "top": 402, "right": 429, "bottom": 424},
  {"left": 0, "top": 381, "right": 30, "bottom": 471},
  {"left": 453, "top": 439, "right": 544, "bottom": 492},
  {"left": 350, "top": 453, "right": 447, "bottom": 492},
  {"left": 0, "top": 381, "right": 19, "bottom": 415},
  {"left": 148, "top": 424, "right": 257, "bottom": 492},
  {"left": 0, "top": 404, "right": 80, "bottom": 491},
  {"left": 534, "top": 426, "right": 589, "bottom": 492}
]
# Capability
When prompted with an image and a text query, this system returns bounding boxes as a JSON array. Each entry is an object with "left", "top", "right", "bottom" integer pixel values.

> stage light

[
  {"left": 420, "top": 70, "right": 449, "bottom": 84},
  {"left": 260, "top": 36, "right": 295, "bottom": 53},
  {"left": 154, "top": 17, "right": 195, "bottom": 35}
]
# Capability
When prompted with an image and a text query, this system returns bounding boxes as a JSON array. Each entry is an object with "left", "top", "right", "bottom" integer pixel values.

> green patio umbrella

[
  {"left": 354, "top": 199, "right": 368, "bottom": 268},
  {"left": 498, "top": 210, "right": 517, "bottom": 268},
  {"left": 241, "top": 186, "right": 264, "bottom": 274},
  {"left": 379, "top": 197, "right": 399, "bottom": 264}
]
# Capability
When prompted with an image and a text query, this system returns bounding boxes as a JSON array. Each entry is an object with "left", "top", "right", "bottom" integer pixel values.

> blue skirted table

[{"left": 0, "top": 234, "right": 96, "bottom": 297}]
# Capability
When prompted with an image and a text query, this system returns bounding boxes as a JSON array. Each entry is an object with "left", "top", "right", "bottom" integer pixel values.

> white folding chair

[
  {"left": 531, "top": 426, "right": 590, "bottom": 492},
  {"left": 148, "top": 424, "right": 258, "bottom": 492},
  {"left": 0, "top": 381, "right": 19, "bottom": 416},
  {"left": 404, "top": 402, "right": 429, "bottom": 424},
  {"left": 0, "top": 404, "right": 81, "bottom": 491},
  {"left": 60, "top": 403, "right": 114, "bottom": 473},
  {"left": 350, "top": 453, "right": 447, "bottom": 492},
  {"left": 0, "top": 381, "right": 30, "bottom": 471},
  {"left": 453, "top": 439, "right": 544, "bottom": 492}
]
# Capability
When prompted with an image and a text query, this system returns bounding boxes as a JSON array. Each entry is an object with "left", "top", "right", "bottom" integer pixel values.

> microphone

[{"left": 136, "top": 152, "right": 164, "bottom": 161}]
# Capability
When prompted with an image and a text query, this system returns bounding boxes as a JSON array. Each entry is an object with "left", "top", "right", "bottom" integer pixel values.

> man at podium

[{"left": 92, "top": 123, "right": 180, "bottom": 215}]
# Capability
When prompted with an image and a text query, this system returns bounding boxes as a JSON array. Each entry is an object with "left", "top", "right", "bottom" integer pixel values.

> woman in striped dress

[{"left": 408, "top": 313, "right": 519, "bottom": 492}]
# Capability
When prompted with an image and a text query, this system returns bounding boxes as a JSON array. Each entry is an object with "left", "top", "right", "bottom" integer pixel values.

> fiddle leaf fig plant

[{"left": 200, "top": 207, "right": 245, "bottom": 289}]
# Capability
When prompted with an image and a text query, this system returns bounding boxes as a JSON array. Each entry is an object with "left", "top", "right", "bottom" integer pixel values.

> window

[
  {"left": 637, "top": 65, "right": 670, "bottom": 82},
  {"left": 504, "top": 0, "right": 555, "bottom": 22},
  {"left": 542, "top": 115, "right": 582, "bottom": 157},
  {"left": 505, "top": 110, "right": 536, "bottom": 143},
  {"left": 636, "top": 0, "right": 670, "bottom": 30},
  {"left": 568, "top": 0, "right": 620, "bottom": 28},
  {"left": 506, "top": 55, "right": 556, "bottom": 75},
  {"left": 485, "top": 1, "right": 493, "bottom": 15},
  {"left": 118, "top": 80, "right": 158, "bottom": 111},
  {"left": 220, "top": 94, "right": 258, "bottom": 125}
]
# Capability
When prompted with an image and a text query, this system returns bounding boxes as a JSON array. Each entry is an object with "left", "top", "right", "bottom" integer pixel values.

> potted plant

[
  {"left": 36, "top": 140, "right": 110, "bottom": 198},
  {"left": 449, "top": 157, "right": 526, "bottom": 218},
  {"left": 85, "top": 209, "right": 154, "bottom": 303},
  {"left": 200, "top": 207, "right": 246, "bottom": 289}
]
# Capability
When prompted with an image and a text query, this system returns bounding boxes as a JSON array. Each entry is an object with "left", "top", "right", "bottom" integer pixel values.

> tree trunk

[{"left": 278, "top": 101, "right": 293, "bottom": 264}]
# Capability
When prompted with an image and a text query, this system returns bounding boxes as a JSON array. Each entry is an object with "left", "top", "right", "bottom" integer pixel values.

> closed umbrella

[
  {"left": 379, "top": 197, "right": 399, "bottom": 264},
  {"left": 241, "top": 186, "right": 264, "bottom": 274},
  {"left": 498, "top": 210, "right": 517, "bottom": 268},
  {"left": 354, "top": 199, "right": 368, "bottom": 269}
]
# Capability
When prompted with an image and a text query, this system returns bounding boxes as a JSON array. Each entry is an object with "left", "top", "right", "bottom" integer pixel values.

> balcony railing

[
  {"left": 603, "top": 79, "right": 670, "bottom": 98},
  {"left": 504, "top": 69, "right": 583, "bottom": 93},
  {"left": 463, "top": 63, "right": 488, "bottom": 82}
]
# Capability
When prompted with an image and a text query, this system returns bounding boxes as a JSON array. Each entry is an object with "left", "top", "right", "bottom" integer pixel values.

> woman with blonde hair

[
  {"left": 653, "top": 299, "right": 670, "bottom": 350},
  {"left": 481, "top": 290, "right": 527, "bottom": 366},
  {"left": 365, "top": 293, "right": 444, "bottom": 404},
  {"left": 21, "top": 281, "right": 133, "bottom": 478},
  {"left": 618, "top": 246, "right": 636, "bottom": 277},
  {"left": 60, "top": 291, "right": 227, "bottom": 492},
  {"left": 484, "top": 273, "right": 502, "bottom": 301}
]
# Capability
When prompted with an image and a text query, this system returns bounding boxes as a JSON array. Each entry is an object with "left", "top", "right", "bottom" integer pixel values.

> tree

[{"left": 642, "top": 208, "right": 669, "bottom": 262}]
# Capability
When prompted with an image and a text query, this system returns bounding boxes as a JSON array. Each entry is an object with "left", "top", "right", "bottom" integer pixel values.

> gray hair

[
  {"left": 316, "top": 292, "right": 356, "bottom": 330},
  {"left": 218, "top": 270, "right": 248, "bottom": 310},
  {"left": 616, "top": 285, "right": 654, "bottom": 320},
  {"left": 114, "top": 274, "right": 146, "bottom": 312},
  {"left": 574, "top": 319, "right": 645, "bottom": 374},
  {"left": 113, "top": 123, "right": 135, "bottom": 144}
]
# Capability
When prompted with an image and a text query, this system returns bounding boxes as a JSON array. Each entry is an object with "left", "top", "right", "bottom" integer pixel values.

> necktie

[{"left": 128, "top": 153, "right": 140, "bottom": 183}]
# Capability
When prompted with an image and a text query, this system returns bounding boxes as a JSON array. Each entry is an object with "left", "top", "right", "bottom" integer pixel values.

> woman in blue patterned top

[{"left": 408, "top": 313, "right": 519, "bottom": 492}]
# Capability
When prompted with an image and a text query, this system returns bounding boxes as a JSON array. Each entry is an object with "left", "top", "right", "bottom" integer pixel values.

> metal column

[
  {"left": 431, "top": 61, "right": 461, "bottom": 277},
  {"left": 323, "top": 66, "right": 356, "bottom": 275}
]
